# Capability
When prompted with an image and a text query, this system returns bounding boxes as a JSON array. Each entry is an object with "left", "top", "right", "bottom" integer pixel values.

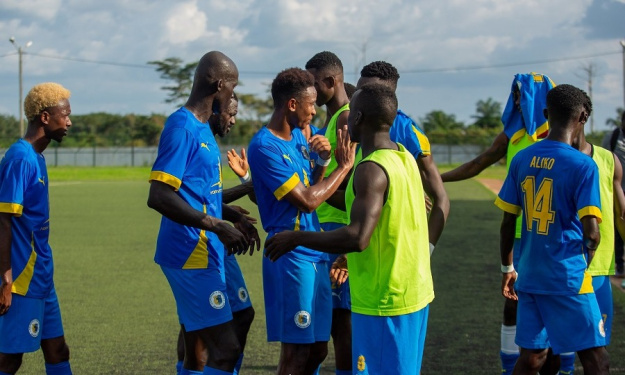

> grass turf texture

[{"left": 15, "top": 166, "right": 625, "bottom": 374}]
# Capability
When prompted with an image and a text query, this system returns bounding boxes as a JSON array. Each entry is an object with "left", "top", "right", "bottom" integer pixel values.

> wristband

[
  {"left": 429, "top": 243, "right": 435, "bottom": 256},
  {"left": 239, "top": 171, "right": 251, "bottom": 183},
  {"left": 501, "top": 264, "right": 515, "bottom": 273},
  {"left": 316, "top": 157, "right": 331, "bottom": 167}
]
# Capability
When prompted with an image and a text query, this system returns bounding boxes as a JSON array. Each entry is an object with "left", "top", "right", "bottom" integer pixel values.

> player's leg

[
  {"left": 513, "top": 291, "right": 550, "bottom": 374},
  {"left": 0, "top": 293, "right": 47, "bottom": 374},
  {"left": 224, "top": 254, "right": 255, "bottom": 373},
  {"left": 538, "top": 293, "right": 607, "bottom": 375},
  {"left": 40, "top": 288, "right": 71, "bottom": 375},
  {"left": 501, "top": 238, "right": 521, "bottom": 373},
  {"left": 577, "top": 347, "right": 609, "bottom": 375},
  {"left": 162, "top": 266, "right": 240, "bottom": 374},
  {"left": 176, "top": 328, "right": 185, "bottom": 374}
]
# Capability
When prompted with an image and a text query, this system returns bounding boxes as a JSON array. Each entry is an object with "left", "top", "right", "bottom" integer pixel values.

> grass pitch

[{"left": 14, "top": 166, "right": 625, "bottom": 374}]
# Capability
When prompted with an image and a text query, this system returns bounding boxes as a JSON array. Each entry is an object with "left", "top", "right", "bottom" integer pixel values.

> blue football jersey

[
  {"left": 495, "top": 140, "right": 602, "bottom": 295},
  {"left": 390, "top": 110, "right": 430, "bottom": 158},
  {"left": 248, "top": 127, "right": 327, "bottom": 262},
  {"left": 0, "top": 139, "right": 53, "bottom": 298},
  {"left": 150, "top": 107, "right": 225, "bottom": 270}
]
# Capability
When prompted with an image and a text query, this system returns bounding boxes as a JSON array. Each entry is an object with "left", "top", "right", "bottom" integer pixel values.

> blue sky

[{"left": 0, "top": 0, "right": 624, "bottom": 133}]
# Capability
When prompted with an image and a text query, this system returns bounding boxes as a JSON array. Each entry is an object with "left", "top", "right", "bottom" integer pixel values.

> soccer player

[
  {"left": 555, "top": 95, "right": 625, "bottom": 374},
  {"left": 147, "top": 51, "right": 259, "bottom": 375},
  {"left": 357, "top": 60, "right": 449, "bottom": 253},
  {"left": 265, "top": 83, "right": 434, "bottom": 375},
  {"left": 0, "top": 82, "right": 73, "bottom": 375},
  {"left": 247, "top": 67, "right": 355, "bottom": 375},
  {"left": 496, "top": 84, "right": 608, "bottom": 375},
  {"left": 440, "top": 72, "right": 554, "bottom": 373},
  {"left": 173, "top": 94, "right": 257, "bottom": 375},
  {"left": 305, "top": 51, "right": 353, "bottom": 375}
]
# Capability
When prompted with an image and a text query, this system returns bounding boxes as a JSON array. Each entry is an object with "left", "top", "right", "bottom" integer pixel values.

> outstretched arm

[
  {"left": 265, "top": 161, "right": 386, "bottom": 260},
  {"left": 0, "top": 213, "right": 12, "bottom": 315},
  {"left": 612, "top": 155, "right": 625, "bottom": 240},
  {"left": 416, "top": 154, "right": 449, "bottom": 246},
  {"left": 147, "top": 181, "right": 249, "bottom": 255},
  {"left": 223, "top": 181, "right": 255, "bottom": 204},
  {"left": 441, "top": 131, "right": 509, "bottom": 182}
]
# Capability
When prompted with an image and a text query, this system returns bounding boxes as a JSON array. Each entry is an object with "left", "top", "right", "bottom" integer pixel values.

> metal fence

[{"left": 0, "top": 144, "right": 484, "bottom": 167}]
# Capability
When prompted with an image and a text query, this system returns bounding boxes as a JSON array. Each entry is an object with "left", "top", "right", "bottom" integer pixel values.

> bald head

[{"left": 194, "top": 51, "right": 239, "bottom": 87}]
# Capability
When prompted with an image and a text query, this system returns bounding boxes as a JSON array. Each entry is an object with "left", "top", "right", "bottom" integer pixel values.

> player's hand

[
  {"left": 228, "top": 204, "right": 257, "bottom": 225},
  {"left": 264, "top": 231, "right": 298, "bottom": 261},
  {"left": 335, "top": 125, "right": 356, "bottom": 170},
  {"left": 308, "top": 135, "right": 331, "bottom": 161},
  {"left": 330, "top": 255, "right": 348, "bottom": 286},
  {"left": 233, "top": 216, "right": 261, "bottom": 256},
  {"left": 0, "top": 270, "right": 13, "bottom": 315},
  {"left": 213, "top": 221, "right": 249, "bottom": 256},
  {"left": 227, "top": 148, "right": 249, "bottom": 178},
  {"left": 501, "top": 271, "right": 518, "bottom": 301}
]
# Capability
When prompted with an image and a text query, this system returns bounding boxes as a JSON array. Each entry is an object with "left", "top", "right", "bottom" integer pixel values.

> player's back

[{"left": 508, "top": 140, "right": 601, "bottom": 295}]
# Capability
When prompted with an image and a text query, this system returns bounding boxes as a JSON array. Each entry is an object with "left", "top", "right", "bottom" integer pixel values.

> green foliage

[
  {"left": 470, "top": 97, "right": 502, "bottom": 129},
  {"left": 420, "top": 110, "right": 465, "bottom": 133},
  {"left": 0, "top": 114, "right": 19, "bottom": 147},
  {"left": 148, "top": 57, "right": 198, "bottom": 106},
  {"left": 62, "top": 113, "right": 166, "bottom": 147},
  {"left": 606, "top": 107, "right": 624, "bottom": 127}
]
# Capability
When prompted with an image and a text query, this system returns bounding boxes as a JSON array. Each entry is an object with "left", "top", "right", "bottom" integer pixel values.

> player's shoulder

[{"left": 2, "top": 140, "right": 35, "bottom": 164}]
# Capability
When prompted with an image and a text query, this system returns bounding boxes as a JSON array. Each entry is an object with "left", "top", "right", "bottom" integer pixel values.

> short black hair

[
  {"left": 546, "top": 84, "right": 589, "bottom": 124},
  {"left": 354, "top": 83, "right": 398, "bottom": 128},
  {"left": 344, "top": 82, "right": 357, "bottom": 99},
  {"left": 271, "top": 68, "right": 315, "bottom": 109},
  {"left": 305, "top": 51, "right": 343, "bottom": 73},
  {"left": 360, "top": 61, "right": 400, "bottom": 85}
]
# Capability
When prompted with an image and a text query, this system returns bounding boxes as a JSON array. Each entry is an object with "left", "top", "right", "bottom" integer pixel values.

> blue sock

[
  {"left": 0, "top": 371, "right": 13, "bottom": 375},
  {"left": 500, "top": 352, "right": 519, "bottom": 373},
  {"left": 312, "top": 364, "right": 321, "bottom": 375},
  {"left": 559, "top": 352, "right": 575, "bottom": 375},
  {"left": 336, "top": 370, "right": 352, "bottom": 375},
  {"left": 203, "top": 366, "right": 233, "bottom": 375},
  {"left": 233, "top": 354, "right": 243, "bottom": 375},
  {"left": 180, "top": 369, "right": 204, "bottom": 375},
  {"left": 45, "top": 361, "right": 72, "bottom": 375},
  {"left": 176, "top": 361, "right": 184, "bottom": 375}
]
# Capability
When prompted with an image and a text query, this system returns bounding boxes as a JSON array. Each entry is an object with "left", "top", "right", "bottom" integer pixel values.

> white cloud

[
  {"left": 164, "top": 1, "right": 207, "bottom": 44},
  {"left": 0, "top": 0, "right": 62, "bottom": 21}
]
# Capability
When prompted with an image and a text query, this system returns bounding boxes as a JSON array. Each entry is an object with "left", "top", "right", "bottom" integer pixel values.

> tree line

[{"left": 0, "top": 57, "right": 622, "bottom": 149}]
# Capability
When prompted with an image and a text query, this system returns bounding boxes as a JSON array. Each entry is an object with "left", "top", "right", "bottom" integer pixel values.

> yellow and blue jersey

[
  {"left": 150, "top": 107, "right": 224, "bottom": 270},
  {"left": 0, "top": 139, "right": 53, "bottom": 298},
  {"left": 389, "top": 109, "right": 431, "bottom": 158},
  {"left": 248, "top": 127, "right": 326, "bottom": 262},
  {"left": 495, "top": 140, "right": 602, "bottom": 295}
]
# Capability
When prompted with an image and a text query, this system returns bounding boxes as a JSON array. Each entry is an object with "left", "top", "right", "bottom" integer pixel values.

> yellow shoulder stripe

[
  {"left": 149, "top": 171, "right": 182, "bottom": 191},
  {"left": 494, "top": 197, "right": 522, "bottom": 216},
  {"left": 274, "top": 173, "right": 300, "bottom": 201}
]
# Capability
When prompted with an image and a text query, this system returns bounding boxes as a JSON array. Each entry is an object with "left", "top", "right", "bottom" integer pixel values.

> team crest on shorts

[
  {"left": 209, "top": 291, "right": 226, "bottom": 309},
  {"left": 294, "top": 310, "right": 311, "bottom": 329},
  {"left": 598, "top": 319, "right": 606, "bottom": 337},
  {"left": 28, "top": 319, "right": 40, "bottom": 338},
  {"left": 238, "top": 287, "right": 249, "bottom": 302},
  {"left": 357, "top": 355, "right": 366, "bottom": 372}
]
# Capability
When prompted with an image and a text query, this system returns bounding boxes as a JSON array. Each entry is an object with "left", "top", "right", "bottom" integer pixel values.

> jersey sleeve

[
  {"left": 495, "top": 159, "right": 522, "bottom": 215},
  {"left": 575, "top": 161, "right": 603, "bottom": 223},
  {"left": 405, "top": 124, "right": 431, "bottom": 157},
  {"left": 0, "top": 159, "right": 33, "bottom": 217},
  {"left": 249, "top": 143, "right": 301, "bottom": 201},
  {"left": 149, "top": 127, "right": 194, "bottom": 191}
]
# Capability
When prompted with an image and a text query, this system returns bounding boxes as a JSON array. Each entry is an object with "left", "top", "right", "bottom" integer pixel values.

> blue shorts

[
  {"left": 161, "top": 266, "right": 232, "bottom": 332},
  {"left": 262, "top": 254, "right": 332, "bottom": 343},
  {"left": 352, "top": 306, "right": 429, "bottom": 375},
  {"left": 592, "top": 276, "right": 613, "bottom": 345},
  {"left": 0, "top": 287, "right": 65, "bottom": 354},
  {"left": 224, "top": 255, "right": 252, "bottom": 313},
  {"left": 516, "top": 291, "right": 605, "bottom": 354},
  {"left": 320, "top": 222, "right": 351, "bottom": 310}
]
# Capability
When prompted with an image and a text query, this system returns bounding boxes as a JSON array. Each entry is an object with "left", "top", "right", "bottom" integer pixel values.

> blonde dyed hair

[{"left": 24, "top": 82, "right": 71, "bottom": 121}]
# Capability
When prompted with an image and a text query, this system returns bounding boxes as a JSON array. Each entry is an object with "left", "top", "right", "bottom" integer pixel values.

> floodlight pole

[
  {"left": 621, "top": 40, "right": 625, "bottom": 109},
  {"left": 9, "top": 37, "right": 32, "bottom": 137}
]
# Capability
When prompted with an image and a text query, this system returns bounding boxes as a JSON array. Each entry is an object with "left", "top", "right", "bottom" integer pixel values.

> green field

[{"left": 14, "top": 166, "right": 625, "bottom": 374}]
